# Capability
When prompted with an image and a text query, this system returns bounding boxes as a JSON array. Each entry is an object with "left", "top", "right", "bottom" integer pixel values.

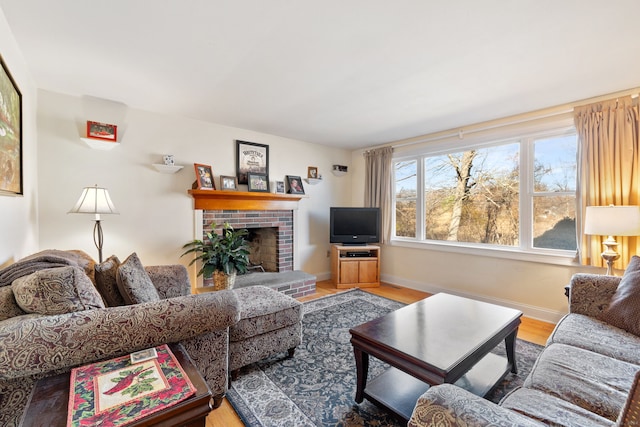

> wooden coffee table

[
  {"left": 20, "top": 344, "right": 212, "bottom": 427},
  {"left": 349, "top": 293, "right": 522, "bottom": 422}
]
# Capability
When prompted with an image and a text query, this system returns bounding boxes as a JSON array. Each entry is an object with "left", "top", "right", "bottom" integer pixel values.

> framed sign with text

[{"left": 236, "top": 140, "right": 268, "bottom": 185}]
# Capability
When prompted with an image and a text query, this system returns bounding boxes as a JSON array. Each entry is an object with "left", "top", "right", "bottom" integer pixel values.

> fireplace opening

[{"left": 245, "top": 227, "right": 278, "bottom": 273}]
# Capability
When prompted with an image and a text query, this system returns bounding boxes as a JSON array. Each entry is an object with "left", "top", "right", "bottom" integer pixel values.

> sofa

[
  {"left": 0, "top": 250, "right": 241, "bottom": 427},
  {"left": 409, "top": 261, "right": 640, "bottom": 426}
]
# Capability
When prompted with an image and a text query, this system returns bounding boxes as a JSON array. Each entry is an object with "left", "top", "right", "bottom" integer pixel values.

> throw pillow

[
  {"left": 0, "top": 285, "right": 27, "bottom": 321},
  {"left": 598, "top": 255, "right": 640, "bottom": 336},
  {"left": 94, "top": 255, "right": 126, "bottom": 307},
  {"left": 11, "top": 266, "right": 105, "bottom": 315},
  {"left": 116, "top": 253, "right": 160, "bottom": 305}
]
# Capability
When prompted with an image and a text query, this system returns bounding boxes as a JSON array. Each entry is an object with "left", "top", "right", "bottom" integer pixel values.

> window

[{"left": 393, "top": 130, "right": 577, "bottom": 255}]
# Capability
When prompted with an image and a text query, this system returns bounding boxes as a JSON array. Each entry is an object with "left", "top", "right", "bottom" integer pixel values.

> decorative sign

[{"left": 236, "top": 140, "right": 269, "bottom": 185}]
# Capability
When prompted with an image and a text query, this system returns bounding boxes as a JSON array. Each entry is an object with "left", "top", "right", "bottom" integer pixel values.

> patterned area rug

[{"left": 227, "top": 289, "right": 544, "bottom": 427}]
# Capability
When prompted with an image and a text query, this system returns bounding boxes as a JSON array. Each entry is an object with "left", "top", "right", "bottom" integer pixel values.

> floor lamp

[
  {"left": 584, "top": 205, "right": 640, "bottom": 275},
  {"left": 68, "top": 185, "right": 119, "bottom": 263}
]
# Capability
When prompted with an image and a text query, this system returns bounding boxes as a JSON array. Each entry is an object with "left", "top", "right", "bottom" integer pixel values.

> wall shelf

[
  {"left": 152, "top": 164, "right": 184, "bottom": 174},
  {"left": 304, "top": 177, "right": 322, "bottom": 185},
  {"left": 80, "top": 137, "right": 119, "bottom": 150}
]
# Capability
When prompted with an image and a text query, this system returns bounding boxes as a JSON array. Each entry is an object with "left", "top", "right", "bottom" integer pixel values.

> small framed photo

[
  {"left": 308, "top": 166, "right": 318, "bottom": 179},
  {"left": 220, "top": 175, "right": 238, "bottom": 191},
  {"left": 86, "top": 120, "right": 117, "bottom": 141},
  {"left": 130, "top": 347, "right": 158, "bottom": 364},
  {"left": 194, "top": 163, "right": 215, "bottom": 190},
  {"left": 248, "top": 173, "right": 269, "bottom": 192},
  {"left": 286, "top": 175, "right": 305, "bottom": 194},
  {"left": 275, "top": 181, "right": 285, "bottom": 194}
]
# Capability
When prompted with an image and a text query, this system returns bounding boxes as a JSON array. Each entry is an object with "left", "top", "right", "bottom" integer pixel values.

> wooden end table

[
  {"left": 349, "top": 293, "right": 522, "bottom": 422},
  {"left": 20, "top": 344, "right": 212, "bottom": 427}
]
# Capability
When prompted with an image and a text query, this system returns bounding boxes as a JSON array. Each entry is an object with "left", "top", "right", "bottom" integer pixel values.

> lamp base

[
  {"left": 601, "top": 235, "right": 620, "bottom": 276},
  {"left": 93, "top": 220, "right": 104, "bottom": 263}
]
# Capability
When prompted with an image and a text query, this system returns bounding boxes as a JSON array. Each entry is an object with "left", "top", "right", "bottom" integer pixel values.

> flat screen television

[{"left": 330, "top": 207, "right": 380, "bottom": 245}]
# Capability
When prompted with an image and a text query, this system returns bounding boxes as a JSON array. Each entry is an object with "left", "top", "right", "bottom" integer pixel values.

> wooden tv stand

[{"left": 331, "top": 244, "right": 380, "bottom": 288}]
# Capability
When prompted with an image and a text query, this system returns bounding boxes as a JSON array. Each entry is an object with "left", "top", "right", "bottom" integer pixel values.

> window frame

[{"left": 391, "top": 124, "right": 578, "bottom": 266}]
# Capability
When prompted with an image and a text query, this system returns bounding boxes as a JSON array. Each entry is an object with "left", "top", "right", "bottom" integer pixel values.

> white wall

[
  {"left": 0, "top": 8, "right": 39, "bottom": 265},
  {"left": 36, "top": 90, "right": 352, "bottom": 281}
]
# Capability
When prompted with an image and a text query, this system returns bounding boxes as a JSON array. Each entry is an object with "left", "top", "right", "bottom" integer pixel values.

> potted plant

[{"left": 181, "top": 222, "right": 250, "bottom": 290}]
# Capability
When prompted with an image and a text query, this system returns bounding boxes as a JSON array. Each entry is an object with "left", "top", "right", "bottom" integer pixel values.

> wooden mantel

[{"left": 188, "top": 189, "right": 303, "bottom": 211}]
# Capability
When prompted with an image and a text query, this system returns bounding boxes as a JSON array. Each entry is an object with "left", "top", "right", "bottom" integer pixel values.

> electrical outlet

[{"left": 326, "top": 250, "right": 331, "bottom": 258}]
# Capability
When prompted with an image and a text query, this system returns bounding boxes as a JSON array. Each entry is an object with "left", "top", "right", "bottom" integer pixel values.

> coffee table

[{"left": 349, "top": 293, "right": 522, "bottom": 422}]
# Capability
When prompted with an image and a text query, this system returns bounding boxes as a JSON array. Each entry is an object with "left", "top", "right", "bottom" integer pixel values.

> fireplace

[
  {"left": 202, "top": 210, "right": 293, "bottom": 272},
  {"left": 190, "top": 191, "right": 315, "bottom": 298}
]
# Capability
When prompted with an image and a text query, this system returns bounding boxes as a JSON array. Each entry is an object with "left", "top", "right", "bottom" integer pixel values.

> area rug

[{"left": 227, "top": 289, "right": 544, "bottom": 427}]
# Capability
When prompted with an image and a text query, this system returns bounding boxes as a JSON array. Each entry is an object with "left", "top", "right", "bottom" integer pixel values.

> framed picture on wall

[
  {"left": 248, "top": 173, "right": 269, "bottom": 192},
  {"left": 0, "top": 55, "right": 22, "bottom": 196},
  {"left": 86, "top": 121, "right": 117, "bottom": 142},
  {"left": 193, "top": 163, "right": 215, "bottom": 190},
  {"left": 236, "top": 140, "right": 269, "bottom": 185},
  {"left": 308, "top": 166, "right": 318, "bottom": 179}
]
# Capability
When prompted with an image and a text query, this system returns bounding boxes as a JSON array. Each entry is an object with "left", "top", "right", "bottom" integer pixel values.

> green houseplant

[{"left": 181, "top": 222, "right": 250, "bottom": 290}]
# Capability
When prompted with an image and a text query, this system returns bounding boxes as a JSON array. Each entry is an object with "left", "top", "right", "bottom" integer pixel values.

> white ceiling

[{"left": 2, "top": 1, "right": 640, "bottom": 149}]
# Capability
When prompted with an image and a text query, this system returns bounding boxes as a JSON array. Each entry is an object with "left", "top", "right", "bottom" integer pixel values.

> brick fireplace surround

[
  {"left": 189, "top": 189, "right": 316, "bottom": 298},
  {"left": 203, "top": 210, "right": 294, "bottom": 272}
]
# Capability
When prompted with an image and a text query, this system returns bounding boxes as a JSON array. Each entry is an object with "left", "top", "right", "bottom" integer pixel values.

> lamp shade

[
  {"left": 68, "top": 185, "right": 118, "bottom": 215},
  {"left": 584, "top": 205, "right": 640, "bottom": 236}
]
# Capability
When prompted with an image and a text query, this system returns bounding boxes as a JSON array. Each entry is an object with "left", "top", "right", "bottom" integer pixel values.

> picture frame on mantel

[
  {"left": 286, "top": 175, "right": 305, "bottom": 195},
  {"left": 247, "top": 173, "right": 269, "bottom": 192},
  {"left": 193, "top": 163, "right": 215, "bottom": 190},
  {"left": 0, "top": 55, "right": 23, "bottom": 196},
  {"left": 220, "top": 175, "right": 238, "bottom": 191},
  {"left": 236, "top": 140, "right": 268, "bottom": 185}
]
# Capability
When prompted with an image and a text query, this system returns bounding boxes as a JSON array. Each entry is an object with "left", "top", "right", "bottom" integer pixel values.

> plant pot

[{"left": 212, "top": 270, "right": 237, "bottom": 291}]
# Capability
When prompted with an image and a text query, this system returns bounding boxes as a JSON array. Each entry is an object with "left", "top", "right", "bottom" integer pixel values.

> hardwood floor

[{"left": 206, "top": 280, "right": 556, "bottom": 427}]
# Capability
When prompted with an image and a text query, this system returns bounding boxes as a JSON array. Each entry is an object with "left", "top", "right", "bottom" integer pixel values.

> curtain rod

[{"left": 373, "top": 87, "right": 640, "bottom": 151}]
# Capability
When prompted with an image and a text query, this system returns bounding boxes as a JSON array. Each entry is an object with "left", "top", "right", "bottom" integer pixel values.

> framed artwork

[
  {"left": 275, "top": 181, "right": 285, "bottom": 194},
  {"left": 220, "top": 175, "right": 238, "bottom": 191},
  {"left": 236, "top": 140, "right": 268, "bottom": 185},
  {"left": 286, "top": 175, "right": 305, "bottom": 194},
  {"left": 248, "top": 173, "right": 269, "bottom": 192},
  {"left": 86, "top": 121, "right": 117, "bottom": 142},
  {"left": 0, "top": 55, "right": 22, "bottom": 196},
  {"left": 308, "top": 166, "right": 318, "bottom": 179},
  {"left": 193, "top": 163, "right": 215, "bottom": 190}
]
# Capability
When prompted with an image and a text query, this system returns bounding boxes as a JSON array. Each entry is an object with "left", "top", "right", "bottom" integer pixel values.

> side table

[{"left": 20, "top": 344, "right": 212, "bottom": 427}]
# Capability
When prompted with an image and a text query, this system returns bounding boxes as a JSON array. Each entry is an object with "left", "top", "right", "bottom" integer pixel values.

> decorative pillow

[
  {"left": 11, "top": 266, "right": 105, "bottom": 315},
  {"left": 0, "top": 285, "right": 26, "bottom": 321},
  {"left": 94, "top": 255, "right": 126, "bottom": 307},
  {"left": 116, "top": 253, "right": 160, "bottom": 305},
  {"left": 598, "top": 255, "right": 640, "bottom": 336}
]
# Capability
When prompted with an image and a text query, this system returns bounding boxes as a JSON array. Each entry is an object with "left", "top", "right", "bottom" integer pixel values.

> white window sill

[{"left": 389, "top": 239, "right": 580, "bottom": 267}]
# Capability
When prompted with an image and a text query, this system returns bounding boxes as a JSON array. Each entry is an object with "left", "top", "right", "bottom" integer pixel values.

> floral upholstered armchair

[{"left": 0, "top": 250, "right": 240, "bottom": 427}]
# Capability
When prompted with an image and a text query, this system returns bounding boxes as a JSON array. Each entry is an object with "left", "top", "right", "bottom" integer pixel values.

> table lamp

[
  {"left": 68, "top": 185, "right": 118, "bottom": 262},
  {"left": 584, "top": 205, "right": 640, "bottom": 275}
]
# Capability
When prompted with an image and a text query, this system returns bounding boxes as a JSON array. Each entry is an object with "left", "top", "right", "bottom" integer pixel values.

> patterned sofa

[
  {"left": 0, "top": 250, "right": 241, "bottom": 427},
  {"left": 409, "top": 262, "right": 640, "bottom": 427}
]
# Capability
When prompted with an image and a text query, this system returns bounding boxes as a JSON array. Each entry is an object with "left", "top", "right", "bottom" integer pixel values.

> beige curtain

[
  {"left": 364, "top": 147, "right": 393, "bottom": 244},
  {"left": 575, "top": 96, "right": 640, "bottom": 269}
]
